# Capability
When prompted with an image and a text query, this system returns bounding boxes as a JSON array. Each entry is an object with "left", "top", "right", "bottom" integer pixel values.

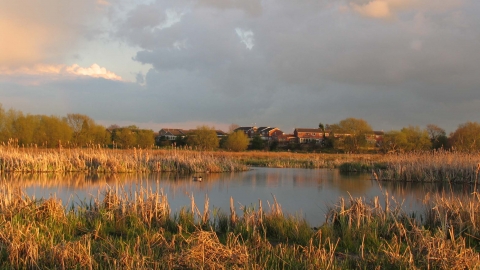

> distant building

[
  {"left": 294, "top": 128, "right": 327, "bottom": 144},
  {"left": 234, "top": 126, "right": 258, "bottom": 138},
  {"left": 215, "top": 130, "right": 227, "bottom": 139},
  {"left": 155, "top": 128, "right": 189, "bottom": 144}
]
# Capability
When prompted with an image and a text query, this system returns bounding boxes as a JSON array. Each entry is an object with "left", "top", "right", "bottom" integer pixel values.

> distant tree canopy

[
  {"left": 65, "top": 113, "right": 111, "bottom": 147},
  {"left": 426, "top": 124, "right": 448, "bottom": 150},
  {"left": 329, "top": 118, "right": 373, "bottom": 152},
  {"left": 250, "top": 134, "right": 265, "bottom": 150},
  {"left": 449, "top": 122, "right": 480, "bottom": 152},
  {"left": 222, "top": 130, "right": 249, "bottom": 152},
  {"left": 0, "top": 106, "right": 72, "bottom": 147},
  {"left": 0, "top": 104, "right": 156, "bottom": 149},
  {"left": 381, "top": 126, "right": 431, "bottom": 153},
  {"left": 111, "top": 127, "right": 154, "bottom": 149},
  {"left": 186, "top": 126, "right": 219, "bottom": 150}
]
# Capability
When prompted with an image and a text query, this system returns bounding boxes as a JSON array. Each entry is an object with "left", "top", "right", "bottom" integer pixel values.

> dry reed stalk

[
  {"left": 0, "top": 222, "right": 40, "bottom": 269},
  {"left": 269, "top": 195, "right": 283, "bottom": 217},
  {"left": 202, "top": 194, "right": 209, "bottom": 225},
  {"left": 37, "top": 197, "right": 66, "bottom": 222},
  {"left": 173, "top": 231, "right": 248, "bottom": 269},
  {"left": 374, "top": 150, "right": 480, "bottom": 183},
  {"left": 52, "top": 235, "right": 94, "bottom": 270},
  {"left": 302, "top": 236, "right": 339, "bottom": 270},
  {"left": 230, "top": 196, "right": 237, "bottom": 226}
]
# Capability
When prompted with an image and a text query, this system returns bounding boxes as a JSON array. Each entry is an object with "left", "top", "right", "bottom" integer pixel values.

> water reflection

[{"left": 1, "top": 168, "right": 474, "bottom": 226}]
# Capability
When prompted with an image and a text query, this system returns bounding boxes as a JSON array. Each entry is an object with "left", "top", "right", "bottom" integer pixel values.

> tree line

[
  {"left": 0, "top": 105, "right": 154, "bottom": 148},
  {"left": 318, "top": 118, "right": 480, "bottom": 153},
  {"left": 1, "top": 104, "right": 479, "bottom": 152}
]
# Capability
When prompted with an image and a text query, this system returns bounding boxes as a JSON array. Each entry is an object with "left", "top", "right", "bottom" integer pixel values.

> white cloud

[
  {"left": 0, "top": 64, "right": 123, "bottom": 81},
  {"left": 173, "top": 39, "right": 188, "bottom": 50},
  {"left": 159, "top": 9, "right": 186, "bottom": 30},
  {"left": 235, "top": 28, "right": 255, "bottom": 50}
]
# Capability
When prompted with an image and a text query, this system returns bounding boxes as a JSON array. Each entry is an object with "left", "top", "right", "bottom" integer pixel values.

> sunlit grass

[
  {"left": 0, "top": 180, "right": 478, "bottom": 269},
  {"left": 0, "top": 144, "right": 248, "bottom": 173}
]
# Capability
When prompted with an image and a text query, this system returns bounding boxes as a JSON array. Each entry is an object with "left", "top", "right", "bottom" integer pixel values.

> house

[
  {"left": 366, "top": 131, "right": 384, "bottom": 146},
  {"left": 257, "top": 127, "right": 283, "bottom": 141},
  {"left": 294, "top": 128, "right": 327, "bottom": 144},
  {"left": 275, "top": 133, "right": 296, "bottom": 146},
  {"left": 234, "top": 126, "right": 258, "bottom": 138},
  {"left": 215, "top": 130, "right": 227, "bottom": 139},
  {"left": 155, "top": 128, "right": 189, "bottom": 144}
]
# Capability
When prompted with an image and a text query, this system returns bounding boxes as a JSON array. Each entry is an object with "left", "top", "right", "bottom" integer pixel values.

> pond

[{"left": 3, "top": 167, "right": 472, "bottom": 226}]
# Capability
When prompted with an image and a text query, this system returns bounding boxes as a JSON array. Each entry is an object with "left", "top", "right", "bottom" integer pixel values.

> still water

[{"left": 4, "top": 167, "right": 469, "bottom": 226}]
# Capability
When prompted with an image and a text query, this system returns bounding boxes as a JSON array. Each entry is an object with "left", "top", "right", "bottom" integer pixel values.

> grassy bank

[
  {"left": 0, "top": 182, "right": 478, "bottom": 269},
  {"left": 211, "top": 151, "right": 381, "bottom": 169}
]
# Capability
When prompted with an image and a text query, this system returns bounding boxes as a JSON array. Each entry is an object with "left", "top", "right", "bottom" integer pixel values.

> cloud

[
  {"left": 349, "top": 0, "right": 463, "bottom": 19},
  {"left": 0, "top": 0, "right": 108, "bottom": 68},
  {"left": 235, "top": 28, "right": 255, "bottom": 50},
  {"left": 115, "top": 3, "right": 187, "bottom": 50},
  {"left": 0, "top": 64, "right": 123, "bottom": 83},
  {"left": 196, "top": 0, "right": 263, "bottom": 17},
  {"left": 351, "top": 0, "right": 394, "bottom": 19},
  {"left": 2, "top": 0, "right": 480, "bottom": 135}
]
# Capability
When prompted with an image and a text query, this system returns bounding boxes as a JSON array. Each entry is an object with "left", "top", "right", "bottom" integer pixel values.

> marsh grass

[
  {"left": 222, "top": 151, "right": 379, "bottom": 169},
  {"left": 371, "top": 150, "right": 480, "bottom": 183},
  {"left": 0, "top": 179, "right": 478, "bottom": 269},
  {"left": 0, "top": 144, "right": 248, "bottom": 173}
]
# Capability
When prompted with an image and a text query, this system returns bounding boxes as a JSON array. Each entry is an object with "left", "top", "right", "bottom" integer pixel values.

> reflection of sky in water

[{"left": 7, "top": 168, "right": 471, "bottom": 226}]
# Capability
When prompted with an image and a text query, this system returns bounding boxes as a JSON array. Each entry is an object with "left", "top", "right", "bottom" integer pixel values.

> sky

[{"left": 1, "top": 0, "right": 479, "bottom": 134}]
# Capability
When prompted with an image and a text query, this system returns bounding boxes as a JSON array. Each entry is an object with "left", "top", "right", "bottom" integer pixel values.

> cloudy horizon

[{"left": 1, "top": 0, "right": 479, "bottom": 134}]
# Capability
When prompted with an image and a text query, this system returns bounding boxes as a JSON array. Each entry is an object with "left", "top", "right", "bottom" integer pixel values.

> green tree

[
  {"left": 329, "top": 118, "right": 373, "bottom": 152},
  {"left": 450, "top": 122, "right": 480, "bottom": 152},
  {"left": 381, "top": 126, "right": 431, "bottom": 153},
  {"left": 426, "top": 124, "right": 448, "bottom": 150},
  {"left": 12, "top": 114, "right": 38, "bottom": 146},
  {"left": 250, "top": 134, "right": 265, "bottom": 150},
  {"left": 0, "top": 108, "right": 18, "bottom": 142},
  {"left": 89, "top": 124, "right": 111, "bottom": 146},
  {"left": 186, "top": 126, "right": 219, "bottom": 150},
  {"left": 34, "top": 115, "right": 72, "bottom": 147},
  {"left": 401, "top": 126, "right": 431, "bottom": 151},
  {"left": 65, "top": 114, "right": 109, "bottom": 147},
  {"left": 381, "top": 130, "right": 408, "bottom": 153},
  {"left": 222, "top": 130, "right": 249, "bottom": 152},
  {"left": 136, "top": 129, "right": 155, "bottom": 148},
  {"left": 112, "top": 128, "right": 137, "bottom": 148}
]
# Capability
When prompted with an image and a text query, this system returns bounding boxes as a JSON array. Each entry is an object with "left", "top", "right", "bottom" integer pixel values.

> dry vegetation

[
  {"left": 371, "top": 150, "right": 480, "bottom": 183},
  {"left": 211, "top": 150, "right": 380, "bottom": 169},
  {"left": 0, "top": 180, "right": 478, "bottom": 269},
  {"left": 0, "top": 144, "right": 248, "bottom": 173}
]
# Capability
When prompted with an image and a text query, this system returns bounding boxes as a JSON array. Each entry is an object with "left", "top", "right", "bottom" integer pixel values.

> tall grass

[
  {"left": 0, "top": 180, "right": 478, "bottom": 269},
  {"left": 0, "top": 144, "right": 248, "bottom": 173},
  {"left": 372, "top": 150, "right": 480, "bottom": 183}
]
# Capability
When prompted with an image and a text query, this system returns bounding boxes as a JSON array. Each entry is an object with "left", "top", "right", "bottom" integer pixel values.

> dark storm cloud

[{"left": 105, "top": 0, "right": 480, "bottom": 131}]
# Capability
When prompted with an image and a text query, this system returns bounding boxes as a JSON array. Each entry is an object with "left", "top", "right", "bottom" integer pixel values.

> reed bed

[
  {"left": 0, "top": 145, "right": 248, "bottom": 173},
  {"left": 213, "top": 151, "right": 380, "bottom": 169},
  {"left": 371, "top": 150, "right": 480, "bottom": 183},
  {"left": 0, "top": 180, "right": 478, "bottom": 269}
]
